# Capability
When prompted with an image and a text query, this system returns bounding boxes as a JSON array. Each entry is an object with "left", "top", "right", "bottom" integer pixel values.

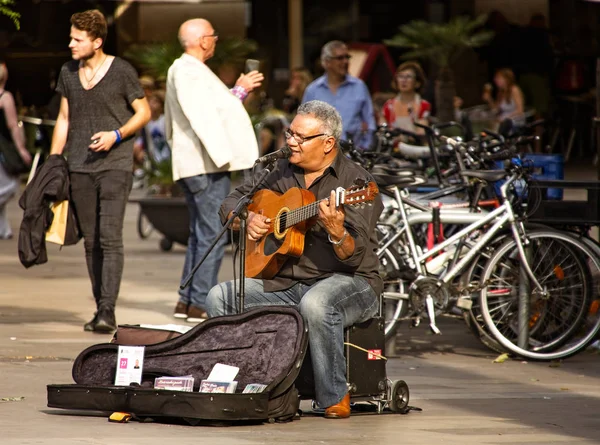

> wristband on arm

[
  {"left": 230, "top": 85, "right": 248, "bottom": 101},
  {"left": 328, "top": 229, "right": 348, "bottom": 246},
  {"left": 114, "top": 129, "right": 122, "bottom": 144}
]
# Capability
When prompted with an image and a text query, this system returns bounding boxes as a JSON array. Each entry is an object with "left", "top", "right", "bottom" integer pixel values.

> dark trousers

[{"left": 70, "top": 170, "right": 132, "bottom": 311}]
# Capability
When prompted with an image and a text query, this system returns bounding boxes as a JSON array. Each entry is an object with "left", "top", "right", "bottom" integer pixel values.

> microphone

[{"left": 254, "top": 146, "right": 292, "bottom": 164}]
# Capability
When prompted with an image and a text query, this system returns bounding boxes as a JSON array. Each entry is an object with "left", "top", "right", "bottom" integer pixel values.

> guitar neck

[
  {"left": 280, "top": 182, "right": 377, "bottom": 230},
  {"left": 283, "top": 198, "right": 327, "bottom": 229}
]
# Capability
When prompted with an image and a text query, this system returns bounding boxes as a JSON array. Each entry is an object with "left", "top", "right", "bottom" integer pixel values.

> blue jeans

[
  {"left": 177, "top": 172, "right": 231, "bottom": 309},
  {"left": 0, "top": 162, "right": 17, "bottom": 239},
  {"left": 206, "top": 274, "right": 379, "bottom": 408}
]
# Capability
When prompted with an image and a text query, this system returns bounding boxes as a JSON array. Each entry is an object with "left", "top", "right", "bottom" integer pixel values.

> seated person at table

[
  {"left": 205, "top": 100, "right": 383, "bottom": 419},
  {"left": 483, "top": 68, "right": 526, "bottom": 127}
]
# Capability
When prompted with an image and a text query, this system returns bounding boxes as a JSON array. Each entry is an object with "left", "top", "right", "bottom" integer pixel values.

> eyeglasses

[
  {"left": 284, "top": 129, "right": 328, "bottom": 144},
  {"left": 202, "top": 33, "right": 219, "bottom": 41},
  {"left": 329, "top": 54, "right": 351, "bottom": 61}
]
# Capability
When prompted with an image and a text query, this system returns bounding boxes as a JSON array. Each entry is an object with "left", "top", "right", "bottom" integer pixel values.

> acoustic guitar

[{"left": 245, "top": 181, "right": 379, "bottom": 279}]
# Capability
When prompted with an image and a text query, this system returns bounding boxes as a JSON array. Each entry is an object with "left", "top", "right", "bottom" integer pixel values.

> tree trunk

[{"left": 435, "top": 67, "right": 456, "bottom": 124}]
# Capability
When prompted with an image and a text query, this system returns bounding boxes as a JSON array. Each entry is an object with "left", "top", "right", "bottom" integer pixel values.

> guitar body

[{"left": 246, "top": 187, "right": 316, "bottom": 279}]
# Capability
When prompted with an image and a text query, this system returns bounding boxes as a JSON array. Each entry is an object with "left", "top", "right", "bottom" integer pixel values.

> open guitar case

[{"left": 47, "top": 307, "right": 308, "bottom": 424}]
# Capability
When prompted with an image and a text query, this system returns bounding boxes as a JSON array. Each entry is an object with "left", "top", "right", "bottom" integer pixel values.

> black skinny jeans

[{"left": 70, "top": 170, "right": 132, "bottom": 310}]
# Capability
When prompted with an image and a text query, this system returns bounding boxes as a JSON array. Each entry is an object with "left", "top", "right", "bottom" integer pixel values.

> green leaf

[
  {"left": 124, "top": 40, "right": 181, "bottom": 80},
  {"left": 384, "top": 15, "right": 494, "bottom": 69},
  {"left": 125, "top": 37, "right": 258, "bottom": 80},
  {"left": 0, "top": 0, "right": 21, "bottom": 30}
]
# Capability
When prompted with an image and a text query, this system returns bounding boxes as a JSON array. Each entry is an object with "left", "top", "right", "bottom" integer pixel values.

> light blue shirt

[{"left": 302, "top": 74, "right": 375, "bottom": 149}]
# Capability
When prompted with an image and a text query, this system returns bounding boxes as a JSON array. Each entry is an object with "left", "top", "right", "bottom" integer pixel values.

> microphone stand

[{"left": 180, "top": 159, "right": 277, "bottom": 314}]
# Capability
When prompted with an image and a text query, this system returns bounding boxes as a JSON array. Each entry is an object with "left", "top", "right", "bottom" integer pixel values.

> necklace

[{"left": 80, "top": 55, "right": 108, "bottom": 87}]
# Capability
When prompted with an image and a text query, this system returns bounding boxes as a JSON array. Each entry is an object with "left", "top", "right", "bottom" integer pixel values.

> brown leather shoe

[
  {"left": 186, "top": 305, "right": 208, "bottom": 323},
  {"left": 173, "top": 302, "right": 189, "bottom": 319},
  {"left": 324, "top": 393, "right": 350, "bottom": 419}
]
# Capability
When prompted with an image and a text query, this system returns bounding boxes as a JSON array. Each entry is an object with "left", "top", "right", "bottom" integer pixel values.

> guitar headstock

[{"left": 338, "top": 181, "right": 379, "bottom": 207}]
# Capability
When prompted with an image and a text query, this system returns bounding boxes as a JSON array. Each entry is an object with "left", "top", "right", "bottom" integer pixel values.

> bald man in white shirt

[{"left": 165, "top": 18, "right": 263, "bottom": 323}]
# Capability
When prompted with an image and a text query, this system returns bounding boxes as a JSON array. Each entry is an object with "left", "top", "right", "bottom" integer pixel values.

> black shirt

[
  {"left": 220, "top": 150, "right": 384, "bottom": 296},
  {"left": 56, "top": 58, "right": 145, "bottom": 173}
]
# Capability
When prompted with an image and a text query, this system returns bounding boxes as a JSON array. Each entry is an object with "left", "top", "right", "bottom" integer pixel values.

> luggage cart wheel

[
  {"left": 159, "top": 237, "right": 173, "bottom": 252},
  {"left": 389, "top": 380, "right": 410, "bottom": 413}
]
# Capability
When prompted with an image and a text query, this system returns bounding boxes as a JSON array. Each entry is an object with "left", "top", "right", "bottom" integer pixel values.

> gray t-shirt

[{"left": 56, "top": 57, "right": 144, "bottom": 173}]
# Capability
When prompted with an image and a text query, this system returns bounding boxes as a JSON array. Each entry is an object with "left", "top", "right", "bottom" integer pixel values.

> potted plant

[
  {"left": 124, "top": 37, "right": 258, "bottom": 83},
  {"left": 384, "top": 15, "right": 494, "bottom": 122},
  {"left": 144, "top": 158, "right": 178, "bottom": 196},
  {"left": 136, "top": 157, "right": 189, "bottom": 251}
]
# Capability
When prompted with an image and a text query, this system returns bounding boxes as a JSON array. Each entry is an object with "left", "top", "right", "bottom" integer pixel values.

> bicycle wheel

[
  {"left": 460, "top": 241, "right": 507, "bottom": 354},
  {"left": 462, "top": 223, "right": 556, "bottom": 354},
  {"left": 137, "top": 209, "right": 154, "bottom": 239},
  {"left": 379, "top": 245, "right": 409, "bottom": 339},
  {"left": 479, "top": 230, "right": 600, "bottom": 360},
  {"left": 482, "top": 231, "right": 591, "bottom": 354}
]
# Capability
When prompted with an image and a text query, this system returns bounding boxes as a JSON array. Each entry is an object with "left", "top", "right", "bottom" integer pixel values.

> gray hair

[
  {"left": 178, "top": 35, "right": 190, "bottom": 49},
  {"left": 297, "top": 100, "right": 342, "bottom": 142},
  {"left": 320, "top": 40, "right": 347, "bottom": 65}
]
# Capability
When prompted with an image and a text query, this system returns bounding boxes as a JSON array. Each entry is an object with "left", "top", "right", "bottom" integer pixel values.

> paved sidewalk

[{"left": 1, "top": 180, "right": 600, "bottom": 444}]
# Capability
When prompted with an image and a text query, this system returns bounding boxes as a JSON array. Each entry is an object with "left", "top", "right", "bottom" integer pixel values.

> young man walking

[{"left": 50, "top": 9, "right": 151, "bottom": 333}]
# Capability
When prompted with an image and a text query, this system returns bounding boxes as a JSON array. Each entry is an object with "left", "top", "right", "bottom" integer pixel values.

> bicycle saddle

[
  {"left": 460, "top": 170, "right": 507, "bottom": 182},
  {"left": 370, "top": 164, "right": 417, "bottom": 177},
  {"left": 372, "top": 173, "right": 421, "bottom": 188}
]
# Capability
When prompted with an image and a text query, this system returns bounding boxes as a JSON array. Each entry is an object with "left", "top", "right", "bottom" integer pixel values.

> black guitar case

[{"left": 47, "top": 307, "right": 308, "bottom": 424}]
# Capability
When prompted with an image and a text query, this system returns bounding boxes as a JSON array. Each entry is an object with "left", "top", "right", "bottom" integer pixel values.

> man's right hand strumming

[
  {"left": 227, "top": 210, "right": 270, "bottom": 241},
  {"left": 246, "top": 211, "right": 270, "bottom": 241}
]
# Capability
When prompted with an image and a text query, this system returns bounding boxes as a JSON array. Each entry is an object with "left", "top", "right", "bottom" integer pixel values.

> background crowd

[{"left": 0, "top": 7, "right": 598, "bottom": 322}]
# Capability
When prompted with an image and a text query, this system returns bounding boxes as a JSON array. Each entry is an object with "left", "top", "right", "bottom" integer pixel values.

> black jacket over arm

[{"left": 18, "top": 155, "right": 79, "bottom": 268}]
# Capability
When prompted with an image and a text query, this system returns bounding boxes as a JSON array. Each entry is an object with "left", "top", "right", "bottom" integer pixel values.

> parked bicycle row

[
  {"left": 342, "top": 120, "right": 600, "bottom": 361},
  {"left": 12, "top": 110, "right": 599, "bottom": 362}
]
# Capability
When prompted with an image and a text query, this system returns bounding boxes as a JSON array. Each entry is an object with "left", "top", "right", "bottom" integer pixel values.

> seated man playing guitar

[{"left": 206, "top": 100, "right": 383, "bottom": 419}]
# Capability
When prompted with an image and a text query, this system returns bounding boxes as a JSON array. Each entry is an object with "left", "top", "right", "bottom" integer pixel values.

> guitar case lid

[{"left": 47, "top": 306, "right": 308, "bottom": 423}]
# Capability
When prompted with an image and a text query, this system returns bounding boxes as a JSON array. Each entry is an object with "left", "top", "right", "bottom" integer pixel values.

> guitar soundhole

[
  {"left": 264, "top": 233, "right": 284, "bottom": 256},
  {"left": 278, "top": 212, "right": 288, "bottom": 233}
]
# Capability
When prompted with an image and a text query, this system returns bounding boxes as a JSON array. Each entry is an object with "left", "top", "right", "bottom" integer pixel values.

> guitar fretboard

[{"left": 282, "top": 198, "right": 328, "bottom": 229}]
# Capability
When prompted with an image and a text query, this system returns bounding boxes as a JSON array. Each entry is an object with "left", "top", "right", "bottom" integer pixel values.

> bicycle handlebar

[
  {"left": 481, "top": 147, "right": 517, "bottom": 161},
  {"left": 376, "top": 125, "right": 420, "bottom": 139}
]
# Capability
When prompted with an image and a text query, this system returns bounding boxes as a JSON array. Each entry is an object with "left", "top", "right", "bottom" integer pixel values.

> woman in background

[
  {"left": 483, "top": 68, "right": 525, "bottom": 124},
  {"left": 282, "top": 67, "right": 312, "bottom": 116},
  {"left": 0, "top": 62, "right": 31, "bottom": 239},
  {"left": 381, "top": 61, "right": 431, "bottom": 135}
]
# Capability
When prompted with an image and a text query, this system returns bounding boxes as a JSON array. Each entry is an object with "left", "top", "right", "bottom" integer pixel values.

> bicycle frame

[{"left": 378, "top": 173, "right": 544, "bottom": 294}]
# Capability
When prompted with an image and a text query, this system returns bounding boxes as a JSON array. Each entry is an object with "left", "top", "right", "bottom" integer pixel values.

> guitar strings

[
  {"left": 286, "top": 199, "right": 326, "bottom": 229},
  {"left": 265, "top": 199, "right": 322, "bottom": 232},
  {"left": 264, "top": 185, "right": 371, "bottom": 231}
]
